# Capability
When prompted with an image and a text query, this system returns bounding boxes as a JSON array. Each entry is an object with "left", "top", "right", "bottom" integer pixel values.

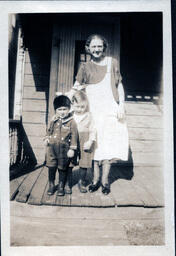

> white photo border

[{"left": 0, "top": 1, "right": 174, "bottom": 255}]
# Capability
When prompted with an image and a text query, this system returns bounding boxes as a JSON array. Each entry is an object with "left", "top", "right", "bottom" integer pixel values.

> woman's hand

[
  {"left": 67, "top": 149, "right": 75, "bottom": 158},
  {"left": 83, "top": 140, "right": 93, "bottom": 151},
  {"left": 43, "top": 139, "right": 49, "bottom": 146},
  {"left": 65, "top": 89, "right": 75, "bottom": 100},
  {"left": 118, "top": 103, "right": 125, "bottom": 120}
]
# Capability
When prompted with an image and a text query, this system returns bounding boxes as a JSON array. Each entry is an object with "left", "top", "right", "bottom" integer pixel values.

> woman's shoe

[
  {"left": 102, "top": 184, "right": 110, "bottom": 195},
  {"left": 78, "top": 180, "right": 87, "bottom": 193},
  {"left": 88, "top": 182, "right": 99, "bottom": 193}
]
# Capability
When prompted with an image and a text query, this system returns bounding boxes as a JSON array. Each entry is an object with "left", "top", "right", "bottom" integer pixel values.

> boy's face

[
  {"left": 89, "top": 38, "right": 104, "bottom": 59},
  {"left": 73, "top": 102, "right": 87, "bottom": 115},
  {"left": 56, "top": 106, "right": 70, "bottom": 119}
]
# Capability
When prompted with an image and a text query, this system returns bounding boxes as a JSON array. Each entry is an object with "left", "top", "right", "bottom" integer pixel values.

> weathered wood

[
  {"left": 55, "top": 192, "right": 71, "bottom": 206},
  {"left": 130, "top": 180, "right": 159, "bottom": 207},
  {"left": 137, "top": 167, "right": 164, "bottom": 206},
  {"left": 125, "top": 102, "right": 162, "bottom": 116},
  {"left": 131, "top": 152, "right": 163, "bottom": 166},
  {"left": 110, "top": 165, "right": 143, "bottom": 206},
  {"left": 15, "top": 167, "right": 43, "bottom": 203},
  {"left": 48, "top": 24, "right": 60, "bottom": 122},
  {"left": 13, "top": 26, "right": 25, "bottom": 120},
  {"left": 25, "top": 50, "right": 50, "bottom": 63},
  {"left": 11, "top": 215, "right": 129, "bottom": 246},
  {"left": 24, "top": 63, "right": 49, "bottom": 75},
  {"left": 131, "top": 167, "right": 162, "bottom": 207},
  {"left": 128, "top": 127, "right": 163, "bottom": 140},
  {"left": 71, "top": 167, "right": 94, "bottom": 207},
  {"left": 22, "top": 111, "right": 46, "bottom": 124},
  {"left": 126, "top": 115, "right": 163, "bottom": 128},
  {"left": 27, "top": 136, "right": 45, "bottom": 149},
  {"left": 23, "top": 123, "right": 46, "bottom": 137},
  {"left": 23, "top": 99, "right": 46, "bottom": 112},
  {"left": 111, "top": 179, "right": 144, "bottom": 206},
  {"left": 31, "top": 147, "right": 46, "bottom": 158},
  {"left": 71, "top": 182, "right": 114, "bottom": 207},
  {"left": 129, "top": 139, "right": 163, "bottom": 153},
  {"left": 10, "top": 174, "right": 27, "bottom": 200},
  {"left": 28, "top": 166, "right": 48, "bottom": 205},
  {"left": 23, "top": 86, "right": 47, "bottom": 100},
  {"left": 23, "top": 74, "right": 49, "bottom": 87}
]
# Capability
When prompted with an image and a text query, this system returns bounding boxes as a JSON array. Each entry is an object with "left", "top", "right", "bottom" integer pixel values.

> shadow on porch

[{"left": 10, "top": 162, "right": 164, "bottom": 208}]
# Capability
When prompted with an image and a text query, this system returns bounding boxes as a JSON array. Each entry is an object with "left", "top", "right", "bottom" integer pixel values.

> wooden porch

[
  {"left": 9, "top": 13, "right": 164, "bottom": 208},
  {"left": 10, "top": 100, "right": 164, "bottom": 208},
  {"left": 10, "top": 164, "right": 164, "bottom": 208}
]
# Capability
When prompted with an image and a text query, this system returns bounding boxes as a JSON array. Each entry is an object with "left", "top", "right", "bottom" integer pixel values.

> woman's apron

[{"left": 86, "top": 57, "right": 129, "bottom": 161}]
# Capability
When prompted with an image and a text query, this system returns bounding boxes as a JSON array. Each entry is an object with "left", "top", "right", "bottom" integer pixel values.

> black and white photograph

[{"left": 0, "top": 1, "right": 174, "bottom": 256}]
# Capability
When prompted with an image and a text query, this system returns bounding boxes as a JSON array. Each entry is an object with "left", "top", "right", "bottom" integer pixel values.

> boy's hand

[
  {"left": 83, "top": 140, "right": 93, "bottom": 151},
  {"left": 44, "top": 139, "right": 49, "bottom": 146},
  {"left": 67, "top": 149, "right": 75, "bottom": 158}
]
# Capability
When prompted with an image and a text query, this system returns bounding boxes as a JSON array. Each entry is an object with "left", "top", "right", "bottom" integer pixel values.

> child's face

[
  {"left": 89, "top": 38, "right": 104, "bottom": 59},
  {"left": 73, "top": 102, "right": 87, "bottom": 115},
  {"left": 56, "top": 106, "right": 70, "bottom": 119}
]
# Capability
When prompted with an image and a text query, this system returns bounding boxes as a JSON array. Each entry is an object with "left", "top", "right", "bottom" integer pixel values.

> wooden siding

[
  {"left": 22, "top": 28, "right": 51, "bottom": 164},
  {"left": 55, "top": 22, "right": 119, "bottom": 93},
  {"left": 125, "top": 101, "right": 163, "bottom": 166}
]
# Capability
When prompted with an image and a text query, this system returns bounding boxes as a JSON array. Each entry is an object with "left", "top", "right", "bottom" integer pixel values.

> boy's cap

[{"left": 53, "top": 95, "right": 71, "bottom": 110}]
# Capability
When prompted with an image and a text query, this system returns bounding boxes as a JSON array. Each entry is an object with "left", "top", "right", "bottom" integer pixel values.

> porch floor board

[
  {"left": 10, "top": 165, "right": 164, "bottom": 208},
  {"left": 28, "top": 166, "right": 48, "bottom": 205},
  {"left": 10, "top": 174, "right": 28, "bottom": 200},
  {"left": 15, "top": 167, "right": 43, "bottom": 203}
]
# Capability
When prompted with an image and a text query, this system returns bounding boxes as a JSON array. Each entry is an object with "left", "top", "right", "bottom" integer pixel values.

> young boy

[{"left": 44, "top": 95, "right": 78, "bottom": 196}]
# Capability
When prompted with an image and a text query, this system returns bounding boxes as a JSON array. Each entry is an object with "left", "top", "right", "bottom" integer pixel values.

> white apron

[{"left": 86, "top": 57, "right": 129, "bottom": 161}]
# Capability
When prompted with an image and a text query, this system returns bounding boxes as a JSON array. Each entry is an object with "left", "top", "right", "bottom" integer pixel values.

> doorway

[{"left": 120, "top": 13, "right": 163, "bottom": 100}]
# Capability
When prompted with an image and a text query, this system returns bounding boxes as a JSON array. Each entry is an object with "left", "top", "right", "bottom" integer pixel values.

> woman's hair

[
  {"left": 85, "top": 34, "right": 108, "bottom": 54},
  {"left": 72, "top": 91, "right": 89, "bottom": 106}
]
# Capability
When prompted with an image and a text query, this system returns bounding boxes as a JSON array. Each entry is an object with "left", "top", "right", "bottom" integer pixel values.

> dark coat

[{"left": 45, "top": 113, "right": 78, "bottom": 170}]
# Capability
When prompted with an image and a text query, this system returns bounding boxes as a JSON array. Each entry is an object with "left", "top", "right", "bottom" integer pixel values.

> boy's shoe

[
  {"left": 102, "top": 184, "right": 110, "bottom": 195},
  {"left": 78, "top": 180, "right": 87, "bottom": 193},
  {"left": 47, "top": 181, "right": 55, "bottom": 195},
  {"left": 57, "top": 182, "right": 65, "bottom": 196},
  {"left": 88, "top": 182, "right": 99, "bottom": 193},
  {"left": 64, "top": 168, "right": 72, "bottom": 194}
]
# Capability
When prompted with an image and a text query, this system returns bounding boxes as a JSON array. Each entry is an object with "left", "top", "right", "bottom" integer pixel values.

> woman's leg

[
  {"left": 78, "top": 168, "right": 87, "bottom": 193},
  {"left": 101, "top": 160, "right": 111, "bottom": 195},
  {"left": 47, "top": 167, "right": 57, "bottom": 195},
  {"left": 88, "top": 161, "right": 100, "bottom": 192}
]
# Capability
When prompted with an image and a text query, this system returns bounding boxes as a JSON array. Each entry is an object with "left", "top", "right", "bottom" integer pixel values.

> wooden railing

[
  {"left": 9, "top": 119, "right": 37, "bottom": 174},
  {"left": 9, "top": 119, "right": 21, "bottom": 167}
]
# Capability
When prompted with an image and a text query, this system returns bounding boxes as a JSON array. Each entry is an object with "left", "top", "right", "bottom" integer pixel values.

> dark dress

[{"left": 74, "top": 112, "right": 96, "bottom": 168}]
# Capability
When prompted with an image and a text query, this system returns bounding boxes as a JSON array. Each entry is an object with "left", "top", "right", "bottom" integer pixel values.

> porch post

[
  {"left": 13, "top": 22, "right": 25, "bottom": 120},
  {"left": 48, "top": 24, "right": 60, "bottom": 122}
]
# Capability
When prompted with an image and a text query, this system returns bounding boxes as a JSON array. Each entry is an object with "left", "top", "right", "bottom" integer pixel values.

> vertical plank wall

[
  {"left": 22, "top": 24, "right": 52, "bottom": 163},
  {"left": 56, "top": 22, "right": 116, "bottom": 92}
]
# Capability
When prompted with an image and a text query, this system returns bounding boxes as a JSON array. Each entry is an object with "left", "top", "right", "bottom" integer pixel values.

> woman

[{"left": 71, "top": 34, "right": 129, "bottom": 195}]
